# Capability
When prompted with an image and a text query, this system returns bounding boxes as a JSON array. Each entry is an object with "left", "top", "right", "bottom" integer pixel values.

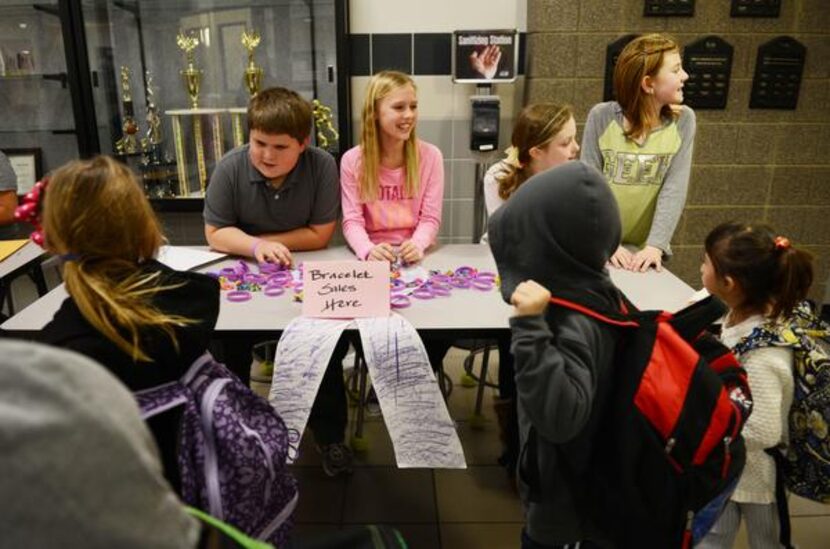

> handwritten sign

[{"left": 302, "top": 260, "right": 390, "bottom": 318}]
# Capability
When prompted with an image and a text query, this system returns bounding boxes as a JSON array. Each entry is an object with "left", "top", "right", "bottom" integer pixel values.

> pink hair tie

[{"left": 774, "top": 236, "right": 790, "bottom": 250}]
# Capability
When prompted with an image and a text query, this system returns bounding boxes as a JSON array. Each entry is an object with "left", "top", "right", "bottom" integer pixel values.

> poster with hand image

[{"left": 453, "top": 29, "right": 518, "bottom": 83}]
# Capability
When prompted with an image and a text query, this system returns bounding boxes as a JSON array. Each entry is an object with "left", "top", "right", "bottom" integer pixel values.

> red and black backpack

[{"left": 548, "top": 294, "right": 753, "bottom": 548}]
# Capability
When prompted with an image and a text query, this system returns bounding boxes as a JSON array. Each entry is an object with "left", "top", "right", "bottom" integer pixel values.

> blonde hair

[
  {"left": 358, "top": 70, "right": 419, "bottom": 202},
  {"left": 42, "top": 156, "right": 194, "bottom": 362},
  {"left": 497, "top": 103, "right": 573, "bottom": 201},
  {"left": 613, "top": 33, "right": 680, "bottom": 141}
]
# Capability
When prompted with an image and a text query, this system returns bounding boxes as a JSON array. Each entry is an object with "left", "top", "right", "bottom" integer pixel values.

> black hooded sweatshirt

[
  {"left": 488, "top": 161, "right": 623, "bottom": 546},
  {"left": 40, "top": 259, "right": 220, "bottom": 493}
]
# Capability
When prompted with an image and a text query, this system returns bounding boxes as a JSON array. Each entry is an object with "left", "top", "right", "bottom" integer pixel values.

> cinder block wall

[{"left": 526, "top": 0, "right": 829, "bottom": 303}]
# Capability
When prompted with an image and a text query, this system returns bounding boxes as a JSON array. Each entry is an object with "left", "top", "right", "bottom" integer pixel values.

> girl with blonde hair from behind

[
  {"left": 581, "top": 33, "right": 696, "bottom": 273},
  {"left": 484, "top": 102, "right": 579, "bottom": 216},
  {"left": 39, "top": 155, "right": 220, "bottom": 493}
]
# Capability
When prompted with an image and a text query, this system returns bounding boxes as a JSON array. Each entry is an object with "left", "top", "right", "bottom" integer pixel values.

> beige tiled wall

[{"left": 526, "top": 0, "right": 830, "bottom": 304}]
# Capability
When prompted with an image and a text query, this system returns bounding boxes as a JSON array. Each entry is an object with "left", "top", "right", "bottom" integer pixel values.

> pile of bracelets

[
  {"left": 208, "top": 261, "right": 303, "bottom": 303},
  {"left": 210, "top": 261, "right": 498, "bottom": 307},
  {"left": 389, "top": 266, "right": 498, "bottom": 309}
]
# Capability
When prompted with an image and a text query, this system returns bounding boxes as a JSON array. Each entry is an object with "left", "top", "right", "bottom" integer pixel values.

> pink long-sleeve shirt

[{"left": 340, "top": 140, "right": 444, "bottom": 260}]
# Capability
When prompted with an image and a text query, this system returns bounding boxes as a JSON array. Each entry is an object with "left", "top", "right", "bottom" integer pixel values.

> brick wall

[{"left": 526, "top": 0, "right": 829, "bottom": 303}]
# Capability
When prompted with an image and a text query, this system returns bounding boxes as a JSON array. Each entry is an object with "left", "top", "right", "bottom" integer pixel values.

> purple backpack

[{"left": 135, "top": 352, "right": 298, "bottom": 547}]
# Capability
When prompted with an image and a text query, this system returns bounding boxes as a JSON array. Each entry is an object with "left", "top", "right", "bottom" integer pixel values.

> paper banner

[{"left": 268, "top": 314, "right": 466, "bottom": 468}]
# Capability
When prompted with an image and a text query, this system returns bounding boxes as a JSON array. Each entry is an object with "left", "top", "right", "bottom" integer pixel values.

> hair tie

[
  {"left": 774, "top": 236, "right": 791, "bottom": 251},
  {"left": 504, "top": 146, "right": 524, "bottom": 169}
]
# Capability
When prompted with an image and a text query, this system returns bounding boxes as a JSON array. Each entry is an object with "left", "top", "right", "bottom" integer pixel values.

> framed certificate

[{"left": 1, "top": 148, "right": 42, "bottom": 195}]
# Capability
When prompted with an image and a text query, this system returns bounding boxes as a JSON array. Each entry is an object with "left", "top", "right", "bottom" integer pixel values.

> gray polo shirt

[
  {"left": 0, "top": 152, "right": 19, "bottom": 240},
  {"left": 203, "top": 144, "right": 339, "bottom": 236}
]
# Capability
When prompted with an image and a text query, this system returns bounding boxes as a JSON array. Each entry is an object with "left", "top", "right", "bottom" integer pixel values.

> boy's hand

[
  {"left": 367, "top": 243, "right": 396, "bottom": 262},
  {"left": 255, "top": 240, "right": 292, "bottom": 266},
  {"left": 398, "top": 240, "right": 423, "bottom": 264},
  {"left": 511, "top": 280, "right": 551, "bottom": 317}
]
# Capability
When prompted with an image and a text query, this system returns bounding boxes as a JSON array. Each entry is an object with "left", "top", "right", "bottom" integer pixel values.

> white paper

[
  {"left": 268, "top": 317, "right": 351, "bottom": 463},
  {"left": 356, "top": 314, "right": 466, "bottom": 469},
  {"left": 267, "top": 314, "right": 466, "bottom": 469},
  {"left": 157, "top": 246, "right": 226, "bottom": 272},
  {"left": 398, "top": 264, "right": 429, "bottom": 285}
]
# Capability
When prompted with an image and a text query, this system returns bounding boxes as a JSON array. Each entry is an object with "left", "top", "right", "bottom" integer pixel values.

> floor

[{"left": 6, "top": 273, "right": 830, "bottom": 549}]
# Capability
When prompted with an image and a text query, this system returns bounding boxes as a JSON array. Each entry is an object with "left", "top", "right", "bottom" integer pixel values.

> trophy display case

[
  {"left": 80, "top": 0, "right": 343, "bottom": 203},
  {"left": 0, "top": 1, "right": 81, "bottom": 181}
]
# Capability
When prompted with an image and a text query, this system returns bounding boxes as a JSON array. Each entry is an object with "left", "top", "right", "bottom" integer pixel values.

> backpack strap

[
  {"left": 548, "top": 296, "right": 639, "bottom": 328},
  {"left": 765, "top": 449, "right": 796, "bottom": 549},
  {"left": 187, "top": 506, "right": 274, "bottom": 549},
  {"left": 134, "top": 353, "right": 216, "bottom": 420},
  {"left": 134, "top": 381, "right": 189, "bottom": 420}
]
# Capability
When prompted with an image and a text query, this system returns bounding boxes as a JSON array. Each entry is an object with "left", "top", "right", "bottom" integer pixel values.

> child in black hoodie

[{"left": 488, "top": 161, "right": 623, "bottom": 548}]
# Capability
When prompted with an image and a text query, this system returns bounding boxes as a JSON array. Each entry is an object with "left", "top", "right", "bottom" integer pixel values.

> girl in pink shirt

[{"left": 341, "top": 70, "right": 444, "bottom": 262}]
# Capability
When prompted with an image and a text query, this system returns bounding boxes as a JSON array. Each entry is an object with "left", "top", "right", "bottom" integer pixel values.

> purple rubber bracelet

[
  {"left": 430, "top": 283, "right": 451, "bottom": 297},
  {"left": 220, "top": 267, "right": 237, "bottom": 277},
  {"left": 455, "top": 266, "right": 475, "bottom": 278},
  {"left": 267, "top": 271, "right": 292, "bottom": 286},
  {"left": 390, "top": 294, "right": 411, "bottom": 309},
  {"left": 226, "top": 290, "right": 252, "bottom": 302},
  {"left": 471, "top": 278, "right": 494, "bottom": 291},
  {"left": 450, "top": 277, "right": 472, "bottom": 289},
  {"left": 251, "top": 239, "right": 263, "bottom": 258},
  {"left": 264, "top": 286, "right": 286, "bottom": 297},
  {"left": 236, "top": 260, "right": 250, "bottom": 274},
  {"left": 243, "top": 273, "right": 266, "bottom": 284},
  {"left": 258, "top": 262, "right": 282, "bottom": 274},
  {"left": 222, "top": 272, "right": 241, "bottom": 282},
  {"left": 390, "top": 278, "right": 407, "bottom": 291},
  {"left": 412, "top": 287, "right": 435, "bottom": 299},
  {"left": 429, "top": 274, "right": 452, "bottom": 285},
  {"left": 476, "top": 271, "right": 497, "bottom": 281}
]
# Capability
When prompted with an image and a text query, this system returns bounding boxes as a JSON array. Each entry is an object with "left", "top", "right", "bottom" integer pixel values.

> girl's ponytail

[{"left": 771, "top": 237, "right": 814, "bottom": 319}]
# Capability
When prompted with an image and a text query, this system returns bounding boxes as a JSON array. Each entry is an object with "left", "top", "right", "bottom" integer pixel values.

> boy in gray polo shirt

[
  {"left": 204, "top": 87, "right": 339, "bottom": 263},
  {"left": 204, "top": 88, "right": 352, "bottom": 476}
]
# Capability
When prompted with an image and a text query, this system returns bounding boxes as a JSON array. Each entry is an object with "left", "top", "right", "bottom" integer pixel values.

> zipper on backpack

[
  {"left": 721, "top": 436, "right": 732, "bottom": 479},
  {"left": 682, "top": 510, "right": 694, "bottom": 549},
  {"left": 664, "top": 437, "right": 683, "bottom": 472}
]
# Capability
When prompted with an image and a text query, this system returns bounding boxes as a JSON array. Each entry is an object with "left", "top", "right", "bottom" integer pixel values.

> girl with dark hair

[{"left": 698, "top": 222, "right": 814, "bottom": 548}]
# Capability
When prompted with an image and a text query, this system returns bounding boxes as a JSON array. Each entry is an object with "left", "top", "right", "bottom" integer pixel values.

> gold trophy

[
  {"left": 114, "top": 66, "right": 139, "bottom": 154},
  {"left": 241, "top": 28, "right": 263, "bottom": 97},
  {"left": 176, "top": 30, "right": 203, "bottom": 109},
  {"left": 312, "top": 99, "right": 339, "bottom": 150}
]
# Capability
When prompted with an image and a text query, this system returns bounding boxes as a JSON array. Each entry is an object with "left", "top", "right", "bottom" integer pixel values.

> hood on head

[
  {"left": 0, "top": 340, "right": 199, "bottom": 547},
  {"left": 488, "top": 161, "right": 621, "bottom": 305}
]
